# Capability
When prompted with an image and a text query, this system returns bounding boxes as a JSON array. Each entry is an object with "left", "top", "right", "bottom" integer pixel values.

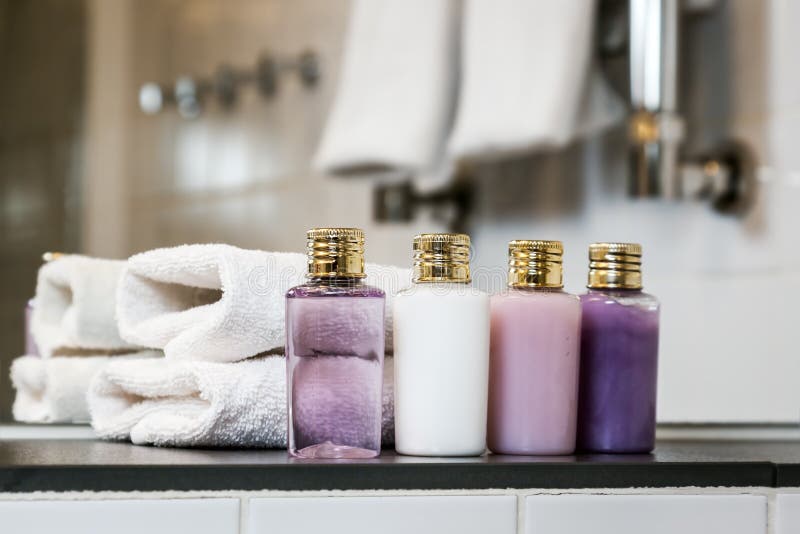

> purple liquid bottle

[
  {"left": 286, "top": 228, "right": 385, "bottom": 459},
  {"left": 577, "top": 243, "right": 660, "bottom": 453}
]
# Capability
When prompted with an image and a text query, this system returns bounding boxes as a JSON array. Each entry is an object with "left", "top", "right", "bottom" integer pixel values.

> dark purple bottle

[
  {"left": 286, "top": 228, "right": 385, "bottom": 459},
  {"left": 577, "top": 243, "right": 659, "bottom": 453}
]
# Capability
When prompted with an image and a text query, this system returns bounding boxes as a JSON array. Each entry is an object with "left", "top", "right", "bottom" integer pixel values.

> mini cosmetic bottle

[
  {"left": 285, "top": 228, "right": 385, "bottom": 459},
  {"left": 393, "top": 233, "right": 490, "bottom": 456},
  {"left": 488, "top": 240, "right": 581, "bottom": 455},
  {"left": 577, "top": 243, "right": 660, "bottom": 453}
]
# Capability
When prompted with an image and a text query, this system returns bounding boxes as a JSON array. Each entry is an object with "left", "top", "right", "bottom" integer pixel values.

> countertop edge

[{"left": 0, "top": 461, "right": 781, "bottom": 493}]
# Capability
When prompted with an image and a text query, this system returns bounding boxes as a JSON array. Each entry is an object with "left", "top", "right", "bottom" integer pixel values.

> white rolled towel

[
  {"left": 117, "top": 244, "right": 410, "bottom": 362},
  {"left": 10, "top": 351, "right": 159, "bottom": 423},
  {"left": 31, "top": 255, "right": 138, "bottom": 357},
  {"left": 88, "top": 355, "right": 396, "bottom": 448}
]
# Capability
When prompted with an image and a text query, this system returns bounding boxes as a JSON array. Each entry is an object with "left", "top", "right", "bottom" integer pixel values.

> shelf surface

[{"left": 2, "top": 438, "right": 800, "bottom": 493}]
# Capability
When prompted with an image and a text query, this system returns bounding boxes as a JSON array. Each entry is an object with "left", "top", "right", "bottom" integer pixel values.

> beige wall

[{"left": 83, "top": 0, "right": 134, "bottom": 259}]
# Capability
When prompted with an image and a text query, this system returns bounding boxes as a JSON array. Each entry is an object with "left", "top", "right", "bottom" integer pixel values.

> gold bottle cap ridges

[
  {"left": 306, "top": 227, "right": 366, "bottom": 278},
  {"left": 587, "top": 242, "right": 643, "bottom": 289},
  {"left": 412, "top": 233, "right": 471, "bottom": 283},
  {"left": 508, "top": 240, "right": 564, "bottom": 289}
]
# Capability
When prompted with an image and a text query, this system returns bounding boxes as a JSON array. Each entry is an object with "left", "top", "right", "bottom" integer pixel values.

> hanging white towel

[
  {"left": 116, "top": 244, "right": 411, "bottom": 363},
  {"left": 31, "top": 255, "right": 138, "bottom": 357},
  {"left": 88, "top": 355, "right": 396, "bottom": 448},
  {"left": 573, "top": 65, "right": 628, "bottom": 139},
  {"left": 10, "top": 351, "right": 159, "bottom": 423},
  {"left": 447, "top": 0, "right": 625, "bottom": 161},
  {"left": 313, "top": 0, "right": 460, "bottom": 191}
]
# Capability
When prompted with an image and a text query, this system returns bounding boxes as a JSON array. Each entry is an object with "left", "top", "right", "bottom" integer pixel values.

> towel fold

[
  {"left": 31, "top": 255, "right": 137, "bottom": 357},
  {"left": 313, "top": 0, "right": 460, "bottom": 191},
  {"left": 116, "top": 244, "right": 410, "bottom": 363},
  {"left": 448, "top": 0, "right": 625, "bottom": 160},
  {"left": 10, "top": 351, "right": 159, "bottom": 423},
  {"left": 88, "top": 355, "right": 395, "bottom": 448}
]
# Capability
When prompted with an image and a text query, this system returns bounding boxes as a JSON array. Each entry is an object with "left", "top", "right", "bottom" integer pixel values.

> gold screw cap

[
  {"left": 587, "top": 242, "right": 643, "bottom": 289},
  {"left": 508, "top": 240, "right": 563, "bottom": 288},
  {"left": 412, "top": 233, "right": 471, "bottom": 283},
  {"left": 306, "top": 227, "right": 366, "bottom": 278}
]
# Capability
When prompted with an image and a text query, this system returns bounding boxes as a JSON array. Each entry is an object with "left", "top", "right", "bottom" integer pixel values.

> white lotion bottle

[{"left": 393, "top": 233, "right": 490, "bottom": 456}]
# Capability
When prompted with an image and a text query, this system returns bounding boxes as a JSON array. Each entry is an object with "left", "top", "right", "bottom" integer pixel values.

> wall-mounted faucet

[
  {"left": 626, "top": 0, "right": 755, "bottom": 214},
  {"left": 373, "top": 171, "right": 474, "bottom": 233},
  {"left": 628, "top": 0, "right": 681, "bottom": 198}
]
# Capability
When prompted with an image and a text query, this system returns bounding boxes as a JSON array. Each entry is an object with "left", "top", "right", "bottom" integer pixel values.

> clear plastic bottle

[
  {"left": 393, "top": 233, "right": 490, "bottom": 456},
  {"left": 488, "top": 240, "right": 581, "bottom": 455},
  {"left": 286, "top": 228, "right": 385, "bottom": 459},
  {"left": 577, "top": 243, "right": 660, "bottom": 453}
]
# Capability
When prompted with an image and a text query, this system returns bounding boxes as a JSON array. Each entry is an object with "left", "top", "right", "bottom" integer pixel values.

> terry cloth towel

[
  {"left": 313, "top": 0, "right": 460, "bottom": 191},
  {"left": 447, "top": 0, "right": 626, "bottom": 161},
  {"left": 10, "top": 351, "right": 159, "bottom": 423},
  {"left": 88, "top": 355, "right": 396, "bottom": 448},
  {"left": 116, "top": 244, "right": 410, "bottom": 363},
  {"left": 31, "top": 255, "right": 138, "bottom": 357}
]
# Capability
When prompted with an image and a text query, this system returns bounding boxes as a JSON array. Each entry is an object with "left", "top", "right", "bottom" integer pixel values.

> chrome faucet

[
  {"left": 625, "top": 0, "right": 755, "bottom": 214},
  {"left": 628, "top": 0, "right": 682, "bottom": 198}
]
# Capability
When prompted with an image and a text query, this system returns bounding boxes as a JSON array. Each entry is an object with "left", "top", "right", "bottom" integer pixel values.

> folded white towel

[
  {"left": 117, "top": 244, "right": 410, "bottom": 363},
  {"left": 447, "top": 0, "right": 625, "bottom": 160},
  {"left": 313, "top": 0, "right": 460, "bottom": 191},
  {"left": 88, "top": 355, "right": 396, "bottom": 448},
  {"left": 10, "top": 351, "right": 158, "bottom": 423},
  {"left": 31, "top": 255, "right": 138, "bottom": 357}
]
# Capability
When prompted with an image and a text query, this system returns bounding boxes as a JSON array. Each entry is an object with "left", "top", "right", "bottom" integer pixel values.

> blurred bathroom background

[{"left": 1, "top": 0, "right": 799, "bottom": 426}]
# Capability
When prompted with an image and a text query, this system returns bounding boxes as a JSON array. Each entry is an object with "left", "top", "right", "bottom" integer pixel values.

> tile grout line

[
  {"left": 1, "top": 486, "right": 796, "bottom": 501},
  {"left": 239, "top": 495, "right": 249, "bottom": 534},
  {"left": 516, "top": 493, "right": 526, "bottom": 534},
  {"left": 766, "top": 492, "right": 777, "bottom": 534}
]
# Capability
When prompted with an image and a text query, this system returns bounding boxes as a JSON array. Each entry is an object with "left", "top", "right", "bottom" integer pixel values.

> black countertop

[{"left": 1, "top": 439, "right": 800, "bottom": 493}]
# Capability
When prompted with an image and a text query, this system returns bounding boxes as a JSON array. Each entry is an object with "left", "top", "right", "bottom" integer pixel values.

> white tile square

[
  {"left": 0, "top": 498, "right": 239, "bottom": 534},
  {"left": 247, "top": 495, "right": 517, "bottom": 534},
  {"left": 525, "top": 494, "right": 766, "bottom": 534},
  {"left": 776, "top": 494, "right": 800, "bottom": 534}
]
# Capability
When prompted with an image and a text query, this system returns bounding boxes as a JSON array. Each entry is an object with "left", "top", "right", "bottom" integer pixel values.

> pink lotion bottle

[{"left": 488, "top": 240, "right": 581, "bottom": 455}]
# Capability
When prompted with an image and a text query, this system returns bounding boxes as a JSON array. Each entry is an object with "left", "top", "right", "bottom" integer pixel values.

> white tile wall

[
  {"left": 775, "top": 494, "right": 800, "bottom": 534},
  {"left": 0, "top": 498, "right": 240, "bottom": 534},
  {"left": 247, "top": 495, "right": 517, "bottom": 534},
  {"left": 0, "top": 492, "right": 791, "bottom": 534},
  {"left": 524, "top": 494, "right": 767, "bottom": 534}
]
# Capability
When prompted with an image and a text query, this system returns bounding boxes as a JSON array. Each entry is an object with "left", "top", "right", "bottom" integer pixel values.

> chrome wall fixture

[
  {"left": 628, "top": 0, "right": 682, "bottom": 199},
  {"left": 625, "top": 0, "right": 755, "bottom": 214},
  {"left": 138, "top": 50, "right": 319, "bottom": 119}
]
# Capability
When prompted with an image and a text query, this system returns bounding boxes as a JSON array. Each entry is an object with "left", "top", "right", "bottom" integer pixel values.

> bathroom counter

[{"left": 1, "top": 438, "right": 799, "bottom": 493}]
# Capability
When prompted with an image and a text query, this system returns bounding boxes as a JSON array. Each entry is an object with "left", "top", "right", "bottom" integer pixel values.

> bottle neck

[
  {"left": 306, "top": 276, "right": 365, "bottom": 287},
  {"left": 413, "top": 280, "right": 471, "bottom": 286},
  {"left": 587, "top": 287, "right": 642, "bottom": 294},
  {"left": 510, "top": 285, "right": 564, "bottom": 293}
]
